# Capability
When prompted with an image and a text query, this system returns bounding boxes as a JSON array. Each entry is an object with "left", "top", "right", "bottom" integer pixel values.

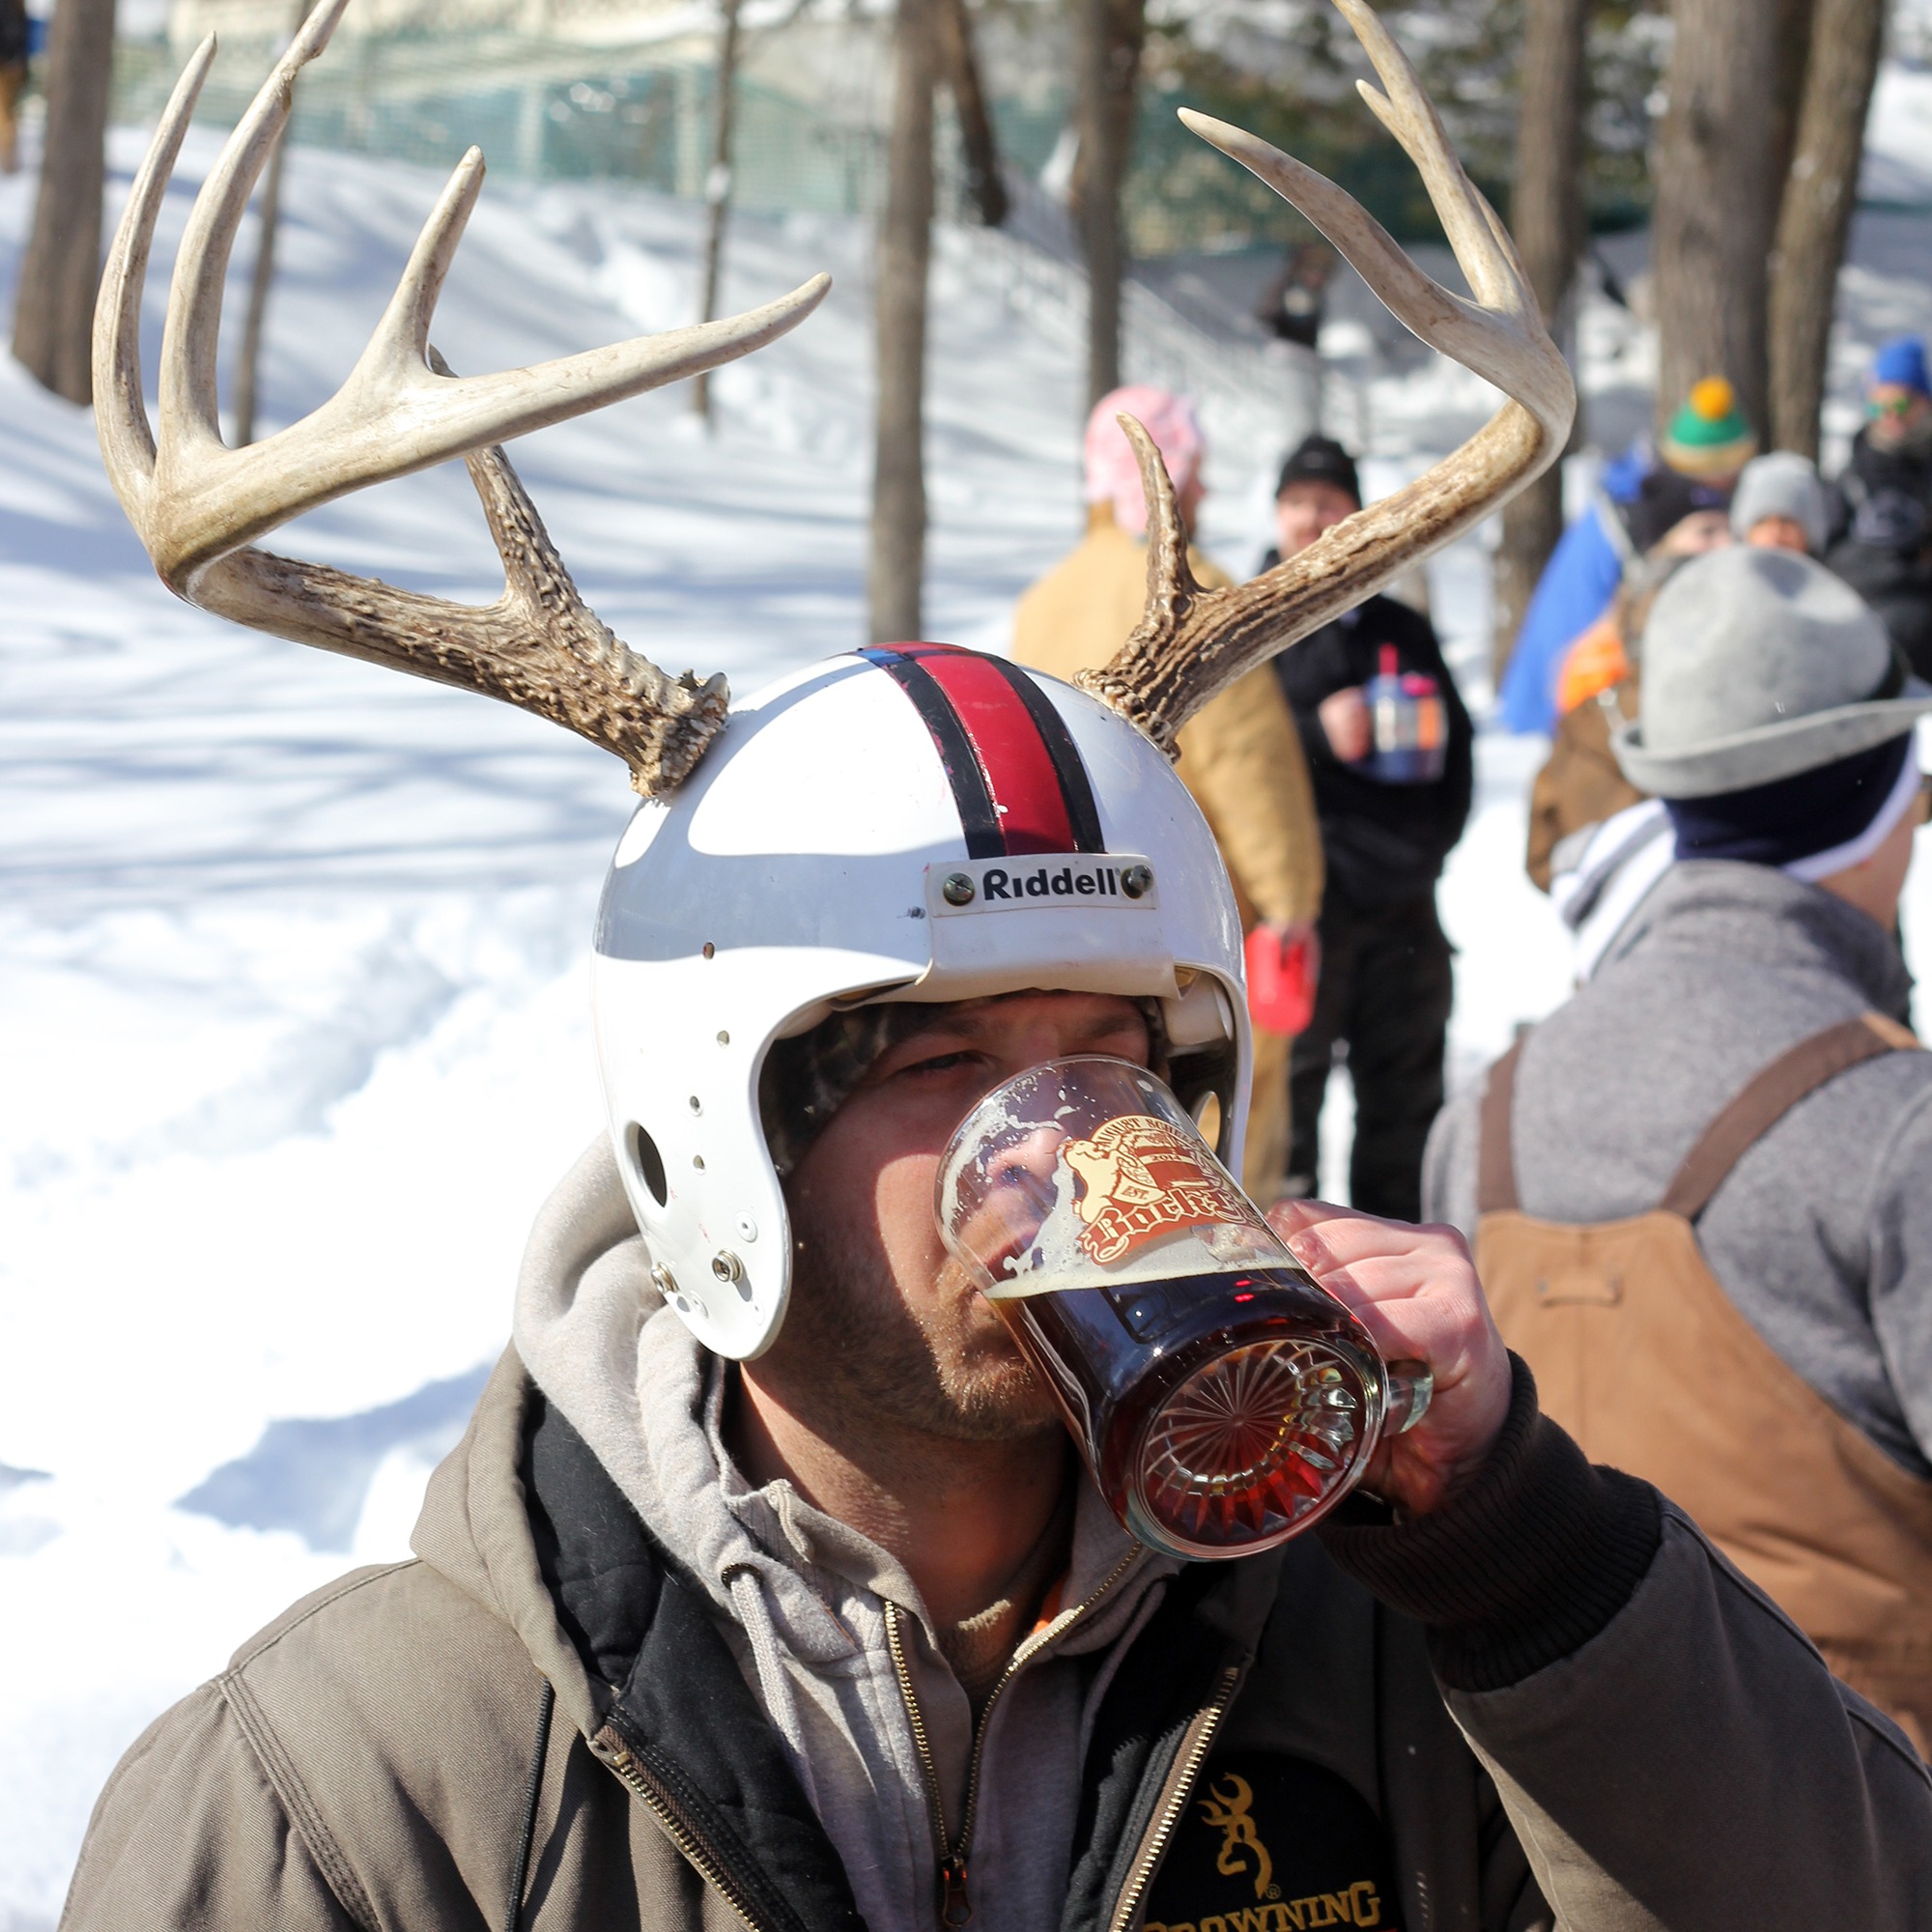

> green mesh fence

[{"left": 106, "top": 26, "right": 1464, "bottom": 252}]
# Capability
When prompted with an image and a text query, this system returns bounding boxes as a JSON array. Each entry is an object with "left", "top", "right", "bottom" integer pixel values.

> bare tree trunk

[
  {"left": 1492, "top": 0, "right": 1589, "bottom": 678},
  {"left": 1070, "top": 0, "right": 1144, "bottom": 410},
  {"left": 934, "top": 0, "right": 1006, "bottom": 228},
  {"left": 12, "top": 0, "right": 116, "bottom": 403},
  {"left": 868, "top": 0, "right": 934, "bottom": 642},
  {"left": 692, "top": 0, "right": 744, "bottom": 426},
  {"left": 1767, "top": 0, "right": 1820, "bottom": 206},
  {"left": 1651, "top": 0, "right": 1790, "bottom": 440},
  {"left": 1769, "top": 0, "right": 1886, "bottom": 458}
]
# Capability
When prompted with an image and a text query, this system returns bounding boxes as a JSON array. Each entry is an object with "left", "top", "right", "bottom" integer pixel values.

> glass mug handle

[{"left": 1381, "top": 1358, "right": 1434, "bottom": 1438}]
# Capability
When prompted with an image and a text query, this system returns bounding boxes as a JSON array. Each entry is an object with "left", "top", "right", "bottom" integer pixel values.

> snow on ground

[{"left": 5, "top": 79, "right": 1932, "bottom": 1926}]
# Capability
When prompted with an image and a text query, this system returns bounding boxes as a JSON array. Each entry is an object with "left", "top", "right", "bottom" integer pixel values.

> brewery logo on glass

[
  {"left": 1139, "top": 1752, "right": 1402, "bottom": 1932},
  {"left": 1064, "top": 1114, "right": 1250, "bottom": 1264}
]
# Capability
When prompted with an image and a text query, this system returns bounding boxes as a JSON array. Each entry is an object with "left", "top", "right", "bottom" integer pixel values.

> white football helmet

[{"left": 592, "top": 643, "right": 1249, "bottom": 1358}]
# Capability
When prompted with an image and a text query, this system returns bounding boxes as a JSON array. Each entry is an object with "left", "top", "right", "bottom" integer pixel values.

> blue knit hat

[{"left": 1871, "top": 336, "right": 1930, "bottom": 395}]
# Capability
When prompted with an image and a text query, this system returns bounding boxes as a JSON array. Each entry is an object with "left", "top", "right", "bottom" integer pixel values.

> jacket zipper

[
  {"left": 1104, "top": 1661, "right": 1242, "bottom": 1932},
  {"left": 592, "top": 1723, "right": 771, "bottom": 1932},
  {"left": 884, "top": 1547, "right": 1141, "bottom": 1929}
]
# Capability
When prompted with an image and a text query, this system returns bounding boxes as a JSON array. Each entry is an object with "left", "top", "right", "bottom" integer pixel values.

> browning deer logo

[
  {"left": 1198, "top": 1775, "right": 1273, "bottom": 1901},
  {"left": 1061, "top": 1114, "right": 1247, "bottom": 1264}
]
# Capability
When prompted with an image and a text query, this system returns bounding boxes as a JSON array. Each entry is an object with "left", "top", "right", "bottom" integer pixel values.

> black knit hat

[{"left": 1275, "top": 434, "right": 1361, "bottom": 507}]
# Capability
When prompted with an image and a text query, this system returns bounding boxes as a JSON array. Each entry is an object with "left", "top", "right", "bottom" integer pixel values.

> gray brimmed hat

[{"left": 1612, "top": 547, "right": 1932, "bottom": 799}]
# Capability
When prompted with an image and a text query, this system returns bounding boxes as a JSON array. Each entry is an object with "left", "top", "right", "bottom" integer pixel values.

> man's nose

[{"left": 998, "top": 1022, "right": 1096, "bottom": 1075}]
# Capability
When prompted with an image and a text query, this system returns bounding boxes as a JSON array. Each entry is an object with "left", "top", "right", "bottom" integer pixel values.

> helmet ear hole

[
  {"left": 628, "top": 1122, "right": 668, "bottom": 1208},
  {"left": 1171, "top": 1038, "right": 1239, "bottom": 1165}
]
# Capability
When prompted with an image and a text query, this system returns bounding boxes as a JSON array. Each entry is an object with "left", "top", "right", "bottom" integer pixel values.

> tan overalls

[{"left": 1477, "top": 1012, "right": 1932, "bottom": 1753}]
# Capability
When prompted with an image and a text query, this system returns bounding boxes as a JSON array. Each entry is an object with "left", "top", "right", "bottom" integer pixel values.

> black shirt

[{"left": 1266, "top": 584, "right": 1474, "bottom": 910}]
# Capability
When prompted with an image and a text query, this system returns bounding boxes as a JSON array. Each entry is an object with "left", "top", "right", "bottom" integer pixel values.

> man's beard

[{"left": 772, "top": 1203, "right": 1062, "bottom": 1446}]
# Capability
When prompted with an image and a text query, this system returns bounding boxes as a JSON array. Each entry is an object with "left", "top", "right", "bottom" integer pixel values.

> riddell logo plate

[{"left": 926, "top": 854, "right": 1160, "bottom": 917}]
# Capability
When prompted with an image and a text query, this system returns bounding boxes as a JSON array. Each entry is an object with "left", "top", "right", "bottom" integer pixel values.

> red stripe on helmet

[{"left": 895, "top": 644, "right": 1080, "bottom": 856}]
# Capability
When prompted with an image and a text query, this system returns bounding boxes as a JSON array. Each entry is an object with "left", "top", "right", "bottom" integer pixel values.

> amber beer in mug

[{"left": 937, "top": 1058, "right": 1430, "bottom": 1560}]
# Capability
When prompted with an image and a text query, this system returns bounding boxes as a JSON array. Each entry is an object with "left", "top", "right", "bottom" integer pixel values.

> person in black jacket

[
  {"left": 1835, "top": 337, "right": 1932, "bottom": 525},
  {"left": 1824, "top": 339, "right": 1932, "bottom": 676},
  {"left": 1263, "top": 435, "right": 1475, "bottom": 1219}
]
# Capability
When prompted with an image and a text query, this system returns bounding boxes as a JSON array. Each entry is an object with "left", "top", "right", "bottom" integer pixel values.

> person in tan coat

[{"left": 1011, "top": 387, "right": 1322, "bottom": 1202}]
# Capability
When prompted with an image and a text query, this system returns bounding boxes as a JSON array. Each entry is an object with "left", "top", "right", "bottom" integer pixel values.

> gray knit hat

[
  {"left": 1728, "top": 451, "right": 1829, "bottom": 555},
  {"left": 1612, "top": 546, "right": 1932, "bottom": 798}
]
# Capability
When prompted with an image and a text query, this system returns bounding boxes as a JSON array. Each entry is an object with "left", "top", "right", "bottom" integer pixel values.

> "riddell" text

[{"left": 982, "top": 865, "right": 1124, "bottom": 900}]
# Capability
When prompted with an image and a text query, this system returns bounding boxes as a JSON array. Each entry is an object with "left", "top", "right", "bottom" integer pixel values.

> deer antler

[
  {"left": 1079, "top": 0, "right": 1575, "bottom": 753},
  {"left": 95, "top": 0, "right": 831, "bottom": 795}
]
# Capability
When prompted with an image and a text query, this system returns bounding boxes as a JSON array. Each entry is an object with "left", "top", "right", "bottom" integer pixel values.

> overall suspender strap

[
  {"left": 1660, "top": 1012, "right": 1919, "bottom": 1223},
  {"left": 1475, "top": 1034, "right": 1526, "bottom": 1215}
]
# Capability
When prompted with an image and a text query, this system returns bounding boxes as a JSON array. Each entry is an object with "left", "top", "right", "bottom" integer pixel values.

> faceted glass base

[{"left": 1134, "top": 1340, "right": 1367, "bottom": 1553}]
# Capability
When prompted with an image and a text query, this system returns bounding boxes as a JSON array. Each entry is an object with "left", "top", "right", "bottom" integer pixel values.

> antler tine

[
  {"left": 159, "top": 0, "right": 351, "bottom": 453},
  {"left": 94, "top": 32, "right": 218, "bottom": 509},
  {"left": 365, "top": 145, "right": 487, "bottom": 373},
  {"left": 1109, "top": 412, "right": 1203, "bottom": 738},
  {"left": 1340, "top": 0, "right": 1519, "bottom": 311},
  {"left": 95, "top": 4, "right": 833, "bottom": 797},
  {"left": 128, "top": 4, "right": 830, "bottom": 584},
  {"left": 1080, "top": 0, "right": 1574, "bottom": 753}
]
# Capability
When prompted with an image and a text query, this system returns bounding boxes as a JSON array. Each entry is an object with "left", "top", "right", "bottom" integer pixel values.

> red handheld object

[{"left": 1246, "top": 925, "right": 1318, "bottom": 1037}]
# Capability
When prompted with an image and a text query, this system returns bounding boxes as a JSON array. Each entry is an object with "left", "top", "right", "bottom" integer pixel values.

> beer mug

[{"left": 937, "top": 1057, "right": 1431, "bottom": 1560}]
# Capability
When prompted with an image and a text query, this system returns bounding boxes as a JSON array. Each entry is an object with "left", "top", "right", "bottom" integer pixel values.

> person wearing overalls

[{"left": 1427, "top": 545, "right": 1932, "bottom": 1750}]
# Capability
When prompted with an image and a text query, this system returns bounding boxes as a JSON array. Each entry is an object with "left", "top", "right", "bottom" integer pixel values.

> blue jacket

[{"left": 1498, "top": 497, "right": 1627, "bottom": 734}]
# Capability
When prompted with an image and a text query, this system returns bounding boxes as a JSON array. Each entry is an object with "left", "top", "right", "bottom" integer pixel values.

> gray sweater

[{"left": 1426, "top": 860, "right": 1932, "bottom": 1475}]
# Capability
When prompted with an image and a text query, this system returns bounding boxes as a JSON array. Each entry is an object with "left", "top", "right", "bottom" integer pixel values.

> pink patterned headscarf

[{"left": 1083, "top": 386, "right": 1205, "bottom": 534}]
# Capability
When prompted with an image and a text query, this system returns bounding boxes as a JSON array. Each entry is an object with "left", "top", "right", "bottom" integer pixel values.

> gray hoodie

[
  {"left": 1426, "top": 859, "right": 1932, "bottom": 1473},
  {"left": 512, "top": 1138, "right": 1179, "bottom": 1932}
]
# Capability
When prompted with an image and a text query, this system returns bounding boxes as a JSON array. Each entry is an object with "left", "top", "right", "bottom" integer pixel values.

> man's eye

[{"left": 901, "top": 1049, "right": 978, "bottom": 1077}]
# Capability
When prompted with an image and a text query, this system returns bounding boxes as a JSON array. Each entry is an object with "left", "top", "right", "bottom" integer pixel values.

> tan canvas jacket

[{"left": 59, "top": 1339, "right": 1932, "bottom": 1932}]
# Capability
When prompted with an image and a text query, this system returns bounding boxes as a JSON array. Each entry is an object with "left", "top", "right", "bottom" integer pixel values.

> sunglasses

[{"left": 1868, "top": 394, "right": 1922, "bottom": 419}]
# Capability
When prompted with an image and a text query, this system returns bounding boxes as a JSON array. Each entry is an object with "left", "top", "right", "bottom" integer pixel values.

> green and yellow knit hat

[{"left": 1661, "top": 377, "right": 1758, "bottom": 481}]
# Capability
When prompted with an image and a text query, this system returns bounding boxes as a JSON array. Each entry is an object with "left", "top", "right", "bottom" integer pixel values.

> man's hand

[
  {"left": 1318, "top": 686, "right": 1372, "bottom": 762},
  {"left": 1261, "top": 917, "right": 1318, "bottom": 959},
  {"left": 1265, "top": 1199, "right": 1512, "bottom": 1518}
]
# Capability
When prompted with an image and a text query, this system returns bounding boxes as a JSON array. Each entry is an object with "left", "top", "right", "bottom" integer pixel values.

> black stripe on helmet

[
  {"left": 859, "top": 646, "right": 1006, "bottom": 859},
  {"left": 980, "top": 657, "right": 1107, "bottom": 854}
]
